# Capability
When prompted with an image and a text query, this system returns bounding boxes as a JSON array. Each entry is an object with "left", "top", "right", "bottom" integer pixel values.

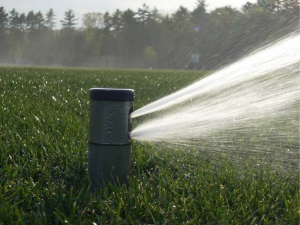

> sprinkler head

[{"left": 88, "top": 88, "right": 134, "bottom": 190}]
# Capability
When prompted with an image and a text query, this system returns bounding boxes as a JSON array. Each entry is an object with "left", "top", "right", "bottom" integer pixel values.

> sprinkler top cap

[{"left": 90, "top": 88, "right": 135, "bottom": 102}]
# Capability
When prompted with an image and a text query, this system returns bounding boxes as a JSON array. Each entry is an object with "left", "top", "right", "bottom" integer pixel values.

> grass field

[{"left": 0, "top": 67, "right": 299, "bottom": 224}]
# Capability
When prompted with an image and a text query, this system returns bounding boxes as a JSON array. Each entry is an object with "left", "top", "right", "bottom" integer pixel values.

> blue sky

[{"left": 1, "top": 0, "right": 257, "bottom": 27}]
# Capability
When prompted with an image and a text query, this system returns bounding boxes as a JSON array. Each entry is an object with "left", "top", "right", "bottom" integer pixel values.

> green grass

[{"left": 0, "top": 67, "right": 299, "bottom": 224}]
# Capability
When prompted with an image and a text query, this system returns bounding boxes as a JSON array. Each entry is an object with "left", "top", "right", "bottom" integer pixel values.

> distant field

[{"left": 0, "top": 67, "right": 298, "bottom": 224}]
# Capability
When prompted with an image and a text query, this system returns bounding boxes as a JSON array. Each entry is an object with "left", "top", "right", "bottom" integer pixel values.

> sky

[{"left": 1, "top": 0, "right": 257, "bottom": 27}]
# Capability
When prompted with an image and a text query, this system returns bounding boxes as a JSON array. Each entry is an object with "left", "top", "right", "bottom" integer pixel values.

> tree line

[{"left": 0, "top": 0, "right": 299, "bottom": 69}]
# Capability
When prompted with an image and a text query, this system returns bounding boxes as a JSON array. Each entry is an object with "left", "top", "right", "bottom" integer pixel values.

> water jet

[
  {"left": 88, "top": 88, "right": 134, "bottom": 190},
  {"left": 131, "top": 31, "right": 300, "bottom": 170}
]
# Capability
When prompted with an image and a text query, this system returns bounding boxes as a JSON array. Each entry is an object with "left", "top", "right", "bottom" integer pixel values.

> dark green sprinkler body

[{"left": 88, "top": 88, "right": 134, "bottom": 190}]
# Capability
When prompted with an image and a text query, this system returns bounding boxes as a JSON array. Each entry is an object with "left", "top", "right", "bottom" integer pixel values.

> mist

[{"left": 0, "top": 1, "right": 299, "bottom": 69}]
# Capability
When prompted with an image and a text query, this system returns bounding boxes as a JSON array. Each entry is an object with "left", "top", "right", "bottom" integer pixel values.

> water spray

[
  {"left": 88, "top": 88, "right": 134, "bottom": 190},
  {"left": 131, "top": 31, "right": 300, "bottom": 170}
]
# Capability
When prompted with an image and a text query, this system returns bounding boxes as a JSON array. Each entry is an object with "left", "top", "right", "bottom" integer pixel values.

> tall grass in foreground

[{"left": 0, "top": 67, "right": 299, "bottom": 224}]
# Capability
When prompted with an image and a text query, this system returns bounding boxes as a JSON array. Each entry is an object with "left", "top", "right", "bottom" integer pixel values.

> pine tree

[
  {"left": 26, "top": 11, "right": 36, "bottom": 32},
  {"left": 45, "top": 9, "right": 56, "bottom": 30},
  {"left": 0, "top": 7, "right": 8, "bottom": 30},
  {"left": 61, "top": 9, "right": 77, "bottom": 30},
  {"left": 8, "top": 9, "right": 19, "bottom": 30},
  {"left": 0, "top": 7, "right": 8, "bottom": 61},
  {"left": 35, "top": 11, "right": 45, "bottom": 30}
]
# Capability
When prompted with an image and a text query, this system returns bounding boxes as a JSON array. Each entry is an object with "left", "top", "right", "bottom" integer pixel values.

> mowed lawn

[{"left": 0, "top": 67, "right": 298, "bottom": 224}]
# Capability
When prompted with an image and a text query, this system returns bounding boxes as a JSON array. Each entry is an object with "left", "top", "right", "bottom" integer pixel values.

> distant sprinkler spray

[{"left": 88, "top": 88, "right": 134, "bottom": 190}]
